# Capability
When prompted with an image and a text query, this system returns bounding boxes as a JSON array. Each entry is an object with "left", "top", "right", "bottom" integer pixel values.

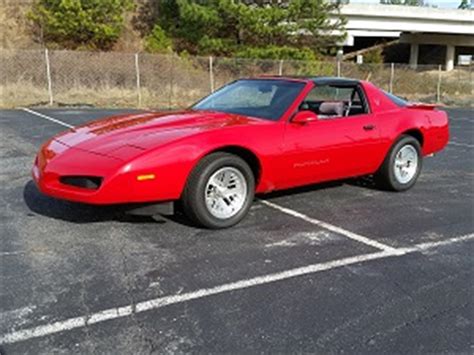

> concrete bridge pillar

[
  {"left": 445, "top": 44, "right": 455, "bottom": 71},
  {"left": 401, "top": 33, "right": 474, "bottom": 71},
  {"left": 409, "top": 43, "right": 419, "bottom": 69}
]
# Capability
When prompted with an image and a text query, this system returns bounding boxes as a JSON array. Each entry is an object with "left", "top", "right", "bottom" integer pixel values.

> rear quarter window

[{"left": 383, "top": 91, "right": 408, "bottom": 107}]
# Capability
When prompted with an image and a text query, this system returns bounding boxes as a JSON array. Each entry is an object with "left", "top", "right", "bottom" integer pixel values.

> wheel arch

[
  {"left": 203, "top": 145, "right": 262, "bottom": 185},
  {"left": 375, "top": 128, "right": 424, "bottom": 174},
  {"left": 400, "top": 128, "right": 424, "bottom": 147}
]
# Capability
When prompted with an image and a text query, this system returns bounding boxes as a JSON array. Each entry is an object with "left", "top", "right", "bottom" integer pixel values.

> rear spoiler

[{"left": 406, "top": 103, "right": 442, "bottom": 111}]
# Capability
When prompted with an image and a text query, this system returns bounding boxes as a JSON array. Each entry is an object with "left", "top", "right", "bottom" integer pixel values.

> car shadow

[
  {"left": 259, "top": 180, "right": 344, "bottom": 200},
  {"left": 345, "top": 175, "right": 382, "bottom": 191},
  {"left": 23, "top": 180, "right": 161, "bottom": 224},
  {"left": 165, "top": 211, "right": 200, "bottom": 228},
  {"left": 260, "top": 176, "right": 384, "bottom": 200},
  {"left": 24, "top": 176, "right": 382, "bottom": 225}
]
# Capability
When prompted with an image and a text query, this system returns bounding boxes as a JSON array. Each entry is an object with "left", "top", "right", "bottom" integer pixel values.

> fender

[{"left": 127, "top": 121, "right": 284, "bottom": 200}]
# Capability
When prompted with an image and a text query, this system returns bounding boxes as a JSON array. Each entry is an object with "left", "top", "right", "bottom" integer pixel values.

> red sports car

[{"left": 33, "top": 77, "right": 449, "bottom": 228}]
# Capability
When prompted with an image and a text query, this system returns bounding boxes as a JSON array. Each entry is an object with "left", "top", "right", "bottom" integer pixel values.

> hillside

[
  {"left": 0, "top": 0, "right": 144, "bottom": 51},
  {"left": 1, "top": 1, "right": 37, "bottom": 49}
]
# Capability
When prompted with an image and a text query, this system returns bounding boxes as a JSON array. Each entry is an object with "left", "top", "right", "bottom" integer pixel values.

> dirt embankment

[
  {"left": 0, "top": 0, "right": 144, "bottom": 51},
  {"left": 1, "top": 1, "right": 37, "bottom": 50}
]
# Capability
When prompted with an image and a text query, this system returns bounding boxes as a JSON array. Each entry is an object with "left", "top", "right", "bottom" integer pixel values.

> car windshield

[{"left": 192, "top": 79, "right": 306, "bottom": 121}]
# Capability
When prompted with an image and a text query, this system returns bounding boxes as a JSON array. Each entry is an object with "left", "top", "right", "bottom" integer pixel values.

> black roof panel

[
  {"left": 261, "top": 75, "right": 361, "bottom": 86},
  {"left": 256, "top": 75, "right": 361, "bottom": 86},
  {"left": 311, "top": 77, "right": 360, "bottom": 86}
]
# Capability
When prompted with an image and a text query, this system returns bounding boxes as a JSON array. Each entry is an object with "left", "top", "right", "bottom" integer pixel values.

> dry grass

[
  {"left": 1, "top": 82, "right": 50, "bottom": 108},
  {"left": 0, "top": 82, "right": 206, "bottom": 110}
]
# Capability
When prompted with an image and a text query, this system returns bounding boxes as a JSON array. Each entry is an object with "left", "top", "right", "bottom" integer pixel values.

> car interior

[{"left": 299, "top": 85, "right": 369, "bottom": 119}]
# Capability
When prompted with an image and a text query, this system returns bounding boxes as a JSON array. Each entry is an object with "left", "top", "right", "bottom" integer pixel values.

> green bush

[
  {"left": 28, "top": 0, "right": 134, "bottom": 50},
  {"left": 145, "top": 24, "right": 173, "bottom": 53},
  {"left": 198, "top": 36, "right": 236, "bottom": 56},
  {"left": 364, "top": 47, "right": 384, "bottom": 64},
  {"left": 235, "top": 46, "right": 320, "bottom": 61},
  {"left": 285, "top": 61, "right": 335, "bottom": 76}
]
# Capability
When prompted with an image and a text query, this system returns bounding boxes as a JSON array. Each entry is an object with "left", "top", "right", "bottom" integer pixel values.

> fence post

[
  {"left": 44, "top": 48, "right": 53, "bottom": 106},
  {"left": 134, "top": 53, "right": 141, "bottom": 108},
  {"left": 278, "top": 59, "right": 283, "bottom": 76},
  {"left": 336, "top": 59, "right": 341, "bottom": 77},
  {"left": 389, "top": 63, "right": 394, "bottom": 94},
  {"left": 168, "top": 54, "right": 174, "bottom": 109},
  {"left": 436, "top": 64, "right": 442, "bottom": 103},
  {"left": 209, "top": 56, "right": 215, "bottom": 93}
]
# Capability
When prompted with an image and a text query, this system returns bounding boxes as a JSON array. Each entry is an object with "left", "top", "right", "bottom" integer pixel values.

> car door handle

[{"left": 363, "top": 124, "right": 376, "bottom": 131}]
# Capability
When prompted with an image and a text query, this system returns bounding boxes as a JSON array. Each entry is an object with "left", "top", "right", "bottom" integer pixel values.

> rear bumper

[{"left": 422, "top": 111, "right": 450, "bottom": 156}]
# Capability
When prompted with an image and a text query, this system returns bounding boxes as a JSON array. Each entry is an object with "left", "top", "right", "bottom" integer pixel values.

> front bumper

[{"left": 32, "top": 141, "right": 165, "bottom": 205}]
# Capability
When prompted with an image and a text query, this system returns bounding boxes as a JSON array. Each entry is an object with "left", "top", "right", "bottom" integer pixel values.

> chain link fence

[{"left": 1, "top": 49, "right": 472, "bottom": 109}]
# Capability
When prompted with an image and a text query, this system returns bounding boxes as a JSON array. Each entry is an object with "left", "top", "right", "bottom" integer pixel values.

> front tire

[
  {"left": 375, "top": 135, "right": 422, "bottom": 191},
  {"left": 182, "top": 152, "right": 255, "bottom": 229}
]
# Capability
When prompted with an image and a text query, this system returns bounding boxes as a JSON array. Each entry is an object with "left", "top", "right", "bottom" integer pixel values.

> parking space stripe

[
  {"left": 1, "top": 233, "right": 472, "bottom": 345},
  {"left": 20, "top": 108, "right": 75, "bottom": 129},
  {"left": 397, "top": 233, "right": 474, "bottom": 253},
  {"left": 448, "top": 141, "right": 474, "bottom": 148},
  {"left": 260, "top": 200, "right": 397, "bottom": 252}
]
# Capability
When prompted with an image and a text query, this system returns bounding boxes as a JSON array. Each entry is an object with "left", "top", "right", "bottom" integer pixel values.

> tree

[
  {"left": 145, "top": 24, "right": 172, "bottom": 53},
  {"left": 363, "top": 47, "right": 384, "bottom": 64},
  {"left": 155, "top": 0, "right": 346, "bottom": 59},
  {"left": 458, "top": 0, "right": 471, "bottom": 9},
  {"left": 29, "top": 0, "right": 134, "bottom": 50}
]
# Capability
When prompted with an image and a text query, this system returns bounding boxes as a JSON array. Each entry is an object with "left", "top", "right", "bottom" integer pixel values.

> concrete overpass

[{"left": 337, "top": 4, "right": 474, "bottom": 70}]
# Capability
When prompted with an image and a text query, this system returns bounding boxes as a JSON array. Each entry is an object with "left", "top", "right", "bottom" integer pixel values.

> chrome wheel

[
  {"left": 204, "top": 167, "right": 248, "bottom": 220},
  {"left": 394, "top": 145, "right": 418, "bottom": 184}
]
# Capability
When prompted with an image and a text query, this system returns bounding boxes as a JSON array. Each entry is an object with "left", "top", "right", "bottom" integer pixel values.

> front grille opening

[{"left": 59, "top": 176, "right": 103, "bottom": 190}]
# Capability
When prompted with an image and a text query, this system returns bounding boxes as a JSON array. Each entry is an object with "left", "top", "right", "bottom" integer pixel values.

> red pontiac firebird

[{"left": 33, "top": 77, "right": 449, "bottom": 228}]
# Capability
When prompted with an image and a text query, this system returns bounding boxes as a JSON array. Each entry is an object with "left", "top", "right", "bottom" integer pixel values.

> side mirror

[{"left": 291, "top": 110, "right": 319, "bottom": 124}]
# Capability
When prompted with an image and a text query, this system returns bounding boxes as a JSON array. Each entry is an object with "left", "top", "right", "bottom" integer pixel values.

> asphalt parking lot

[{"left": 0, "top": 107, "right": 473, "bottom": 354}]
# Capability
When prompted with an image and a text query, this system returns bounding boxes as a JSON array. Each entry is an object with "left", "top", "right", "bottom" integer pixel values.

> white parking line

[
  {"left": 260, "top": 200, "right": 397, "bottom": 252},
  {"left": 1, "top": 233, "right": 472, "bottom": 345},
  {"left": 20, "top": 108, "right": 75, "bottom": 129},
  {"left": 448, "top": 141, "right": 474, "bottom": 148}
]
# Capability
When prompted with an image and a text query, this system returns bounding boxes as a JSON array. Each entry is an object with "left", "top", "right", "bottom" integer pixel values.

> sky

[{"left": 350, "top": 0, "right": 469, "bottom": 8}]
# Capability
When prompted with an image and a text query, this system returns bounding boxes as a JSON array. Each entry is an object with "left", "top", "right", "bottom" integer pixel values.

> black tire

[
  {"left": 375, "top": 135, "right": 422, "bottom": 192},
  {"left": 182, "top": 152, "right": 255, "bottom": 229}
]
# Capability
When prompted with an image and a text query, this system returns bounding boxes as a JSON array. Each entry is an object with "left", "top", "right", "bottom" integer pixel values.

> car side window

[{"left": 299, "top": 85, "right": 369, "bottom": 119}]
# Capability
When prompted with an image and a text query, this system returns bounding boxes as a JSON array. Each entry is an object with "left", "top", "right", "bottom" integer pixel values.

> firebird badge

[{"left": 294, "top": 159, "right": 330, "bottom": 168}]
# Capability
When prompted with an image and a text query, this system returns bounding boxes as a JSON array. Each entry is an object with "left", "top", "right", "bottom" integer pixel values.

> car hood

[{"left": 54, "top": 110, "right": 262, "bottom": 159}]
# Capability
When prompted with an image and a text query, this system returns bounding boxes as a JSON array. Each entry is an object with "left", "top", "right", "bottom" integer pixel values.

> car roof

[{"left": 257, "top": 75, "right": 361, "bottom": 86}]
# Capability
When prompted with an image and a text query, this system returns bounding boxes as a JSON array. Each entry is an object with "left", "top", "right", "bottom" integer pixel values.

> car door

[{"left": 279, "top": 84, "right": 383, "bottom": 188}]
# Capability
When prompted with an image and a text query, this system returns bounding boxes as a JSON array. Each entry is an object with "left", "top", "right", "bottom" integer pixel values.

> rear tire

[
  {"left": 375, "top": 135, "right": 422, "bottom": 191},
  {"left": 182, "top": 152, "right": 255, "bottom": 229}
]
